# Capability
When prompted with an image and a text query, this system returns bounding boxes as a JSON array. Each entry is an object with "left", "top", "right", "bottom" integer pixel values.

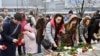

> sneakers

[{"left": 91, "top": 40, "right": 98, "bottom": 44}]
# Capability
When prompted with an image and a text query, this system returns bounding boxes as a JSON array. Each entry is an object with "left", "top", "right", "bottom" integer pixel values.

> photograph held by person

[
  {"left": 79, "top": 16, "right": 91, "bottom": 44},
  {"left": 62, "top": 15, "right": 79, "bottom": 47},
  {"left": 44, "top": 14, "right": 64, "bottom": 51},
  {"left": 1, "top": 13, "right": 22, "bottom": 56}
]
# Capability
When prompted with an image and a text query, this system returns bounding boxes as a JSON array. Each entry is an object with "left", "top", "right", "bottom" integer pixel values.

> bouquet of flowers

[{"left": 17, "top": 34, "right": 23, "bottom": 46}]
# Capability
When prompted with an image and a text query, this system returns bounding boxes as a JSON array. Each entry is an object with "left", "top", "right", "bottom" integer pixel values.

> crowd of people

[{"left": 0, "top": 8, "right": 99, "bottom": 56}]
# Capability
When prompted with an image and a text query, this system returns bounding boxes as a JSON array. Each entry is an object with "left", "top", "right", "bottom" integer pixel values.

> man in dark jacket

[{"left": 1, "top": 13, "right": 22, "bottom": 56}]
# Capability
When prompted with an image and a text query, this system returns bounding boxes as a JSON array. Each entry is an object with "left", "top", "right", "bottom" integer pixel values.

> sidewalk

[
  {"left": 16, "top": 43, "right": 100, "bottom": 56},
  {"left": 78, "top": 43, "right": 100, "bottom": 56}
]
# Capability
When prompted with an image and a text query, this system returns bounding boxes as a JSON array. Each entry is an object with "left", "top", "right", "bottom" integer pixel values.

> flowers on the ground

[
  {"left": 64, "top": 46, "right": 67, "bottom": 50},
  {"left": 73, "top": 54, "right": 77, "bottom": 56},
  {"left": 54, "top": 42, "right": 94, "bottom": 56},
  {"left": 68, "top": 47, "right": 78, "bottom": 55},
  {"left": 63, "top": 46, "right": 72, "bottom": 50},
  {"left": 79, "top": 42, "right": 93, "bottom": 53}
]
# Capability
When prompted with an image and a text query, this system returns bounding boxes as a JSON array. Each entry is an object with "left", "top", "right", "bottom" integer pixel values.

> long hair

[
  {"left": 54, "top": 14, "right": 64, "bottom": 34},
  {"left": 83, "top": 17, "right": 91, "bottom": 27},
  {"left": 66, "top": 17, "right": 78, "bottom": 31}
]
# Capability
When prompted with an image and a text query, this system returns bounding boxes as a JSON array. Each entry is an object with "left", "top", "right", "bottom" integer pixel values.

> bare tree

[{"left": 74, "top": 0, "right": 95, "bottom": 19}]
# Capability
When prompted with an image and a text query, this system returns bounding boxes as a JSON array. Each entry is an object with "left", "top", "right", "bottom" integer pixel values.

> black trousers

[{"left": 18, "top": 45, "right": 26, "bottom": 55}]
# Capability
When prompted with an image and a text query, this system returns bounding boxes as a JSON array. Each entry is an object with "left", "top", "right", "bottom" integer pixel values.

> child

[{"left": 22, "top": 23, "right": 37, "bottom": 56}]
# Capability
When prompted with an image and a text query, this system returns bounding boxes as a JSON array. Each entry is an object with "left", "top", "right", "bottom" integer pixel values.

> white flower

[
  {"left": 64, "top": 46, "right": 68, "bottom": 49},
  {"left": 77, "top": 48, "right": 82, "bottom": 54},
  {"left": 68, "top": 47, "right": 71, "bottom": 49},
  {"left": 88, "top": 49, "right": 92, "bottom": 51}
]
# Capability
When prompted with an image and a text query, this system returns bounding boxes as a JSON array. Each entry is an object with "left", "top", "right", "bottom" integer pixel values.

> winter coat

[
  {"left": 44, "top": 18, "right": 64, "bottom": 44},
  {"left": 62, "top": 15, "right": 79, "bottom": 46},
  {"left": 1, "top": 20, "right": 21, "bottom": 56},
  {"left": 23, "top": 32, "right": 37, "bottom": 54},
  {"left": 79, "top": 16, "right": 91, "bottom": 43},
  {"left": 36, "top": 18, "right": 45, "bottom": 44},
  {"left": 23, "top": 23, "right": 37, "bottom": 54}
]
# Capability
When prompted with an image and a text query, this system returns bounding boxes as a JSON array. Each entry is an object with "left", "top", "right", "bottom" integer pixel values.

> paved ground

[
  {"left": 16, "top": 43, "right": 100, "bottom": 56},
  {"left": 77, "top": 43, "right": 100, "bottom": 56}
]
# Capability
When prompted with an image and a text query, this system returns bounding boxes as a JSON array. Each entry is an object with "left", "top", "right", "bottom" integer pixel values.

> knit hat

[
  {"left": 24, "top": 23, "right": 34, "bottom": 32},
  {"left": 68, "top": 10, "right": 73, "bottom": 14}
]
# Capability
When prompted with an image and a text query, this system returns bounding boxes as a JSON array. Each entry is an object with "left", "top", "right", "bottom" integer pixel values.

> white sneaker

[
  {"left": 94, "top": 40, "right": 98, "bottom": 44},
  {"left": 91, "top": 40, "right": 94, "bottom": 44}
]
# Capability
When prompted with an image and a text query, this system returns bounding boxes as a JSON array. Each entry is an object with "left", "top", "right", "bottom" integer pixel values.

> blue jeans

[{"left": 37, "top": 44, "right": 41, "bottom": 53}]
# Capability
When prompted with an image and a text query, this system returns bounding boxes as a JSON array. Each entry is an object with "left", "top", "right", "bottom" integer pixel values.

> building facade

[{"left": 0, "top": 0, "right": 99, "bottom": 15}]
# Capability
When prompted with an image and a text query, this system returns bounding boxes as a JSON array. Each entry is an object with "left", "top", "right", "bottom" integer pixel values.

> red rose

[
  {"left": 82, "top": 49, "right": 87, "bottom": 53},
  {"left": 17, "top": 38, "right": 22, "bottom": 46},
  {"left": 2, "top": 44, "right": 7, "bottom": 50},
  {"left": 86, "top": 43, "right": 90, "bottom": 47},
  {"left": 73, "top": 54, "right": 77, "bottom": 56}
]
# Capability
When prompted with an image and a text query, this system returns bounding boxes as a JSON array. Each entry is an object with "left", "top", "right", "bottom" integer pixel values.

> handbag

[
  {"left": 42, "top": 24, "right": 52, "bottom": 49},
  {"left": 41, "top": 39, "right": 51, "bottom": 49}
]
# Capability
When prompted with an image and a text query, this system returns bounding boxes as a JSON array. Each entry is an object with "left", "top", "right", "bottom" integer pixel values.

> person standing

[
  {"left": 1, "top": 13, "right": 22, "bottom": 56},
  {"left": 22, "top": 23, "right": 37, "bottom": 56},
  {"left": 0, "top": 16, "right": 7, "bottom": 56},
  {"left": 0, "top": 8, "right": 10, "bottom": 19},
  {"left": 17, "top": 10, "right": 27, "bottom": 56},
  {"left": 36, "top": 17, "right": 45, "bottom": 53},
  {"left": 27, "top": 11, "right": 36, "bottom": 28},
  {"left": 64, "top": 10, "right": 73, "bottom": 24}
]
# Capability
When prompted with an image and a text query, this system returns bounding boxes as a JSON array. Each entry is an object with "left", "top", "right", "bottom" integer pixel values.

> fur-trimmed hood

[
  {"left": 80, "top": 16, "right": 91, "bottom": 25},
  {"left": 65, "top": 15, "right": 79, "bottom": 24}
]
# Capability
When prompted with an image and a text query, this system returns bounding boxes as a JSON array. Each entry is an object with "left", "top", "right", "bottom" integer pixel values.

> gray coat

[
  {"left": 79, "top": 24, "right": 88, "bottom": 43},
  {"left": 44, "top": 22, "right": 55, "bottom": 44}
]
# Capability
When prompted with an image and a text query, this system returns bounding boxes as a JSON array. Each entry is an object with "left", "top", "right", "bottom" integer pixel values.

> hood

[
  {"left": 65, "top": 15, "right": 79, "bottom": 24},
  {"left": 80, "top": 16, "right": 91, "bottom": 25},
  {"left": 24, "top": 23, "right": 34, "bottom": 32}
]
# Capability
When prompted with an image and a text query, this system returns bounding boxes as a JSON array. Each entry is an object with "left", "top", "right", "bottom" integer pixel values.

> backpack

[{"left": 27, "top": 17, "right": 33, "bottom": 26}]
